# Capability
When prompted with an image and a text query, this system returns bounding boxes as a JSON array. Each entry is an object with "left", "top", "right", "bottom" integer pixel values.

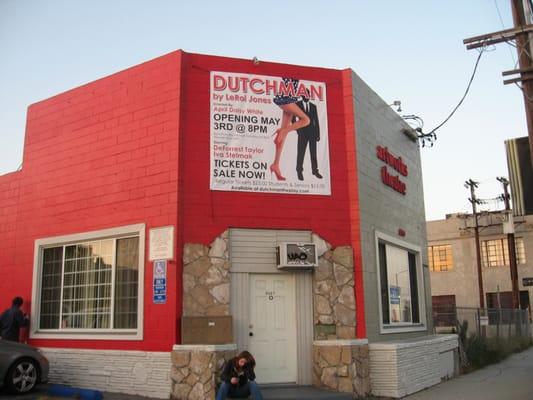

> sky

[{"left": 0, "top": 0, "right": 527, "bottom": 220}]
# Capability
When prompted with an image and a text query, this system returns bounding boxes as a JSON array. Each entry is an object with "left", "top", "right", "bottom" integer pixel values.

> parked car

[{"left": 0, "top": 340, "right": 49, "bottom": 394}]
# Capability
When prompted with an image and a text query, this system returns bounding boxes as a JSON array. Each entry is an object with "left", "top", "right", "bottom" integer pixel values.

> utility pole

[
  {"left": 511, "top": 0, "right": 533, "bottom": 167},
  {"left": 465, "top": 179, "right": 485, "bottom": 308},
  {"left": 497, "top": 176, "right": 520, "bottom": 308},
  {"left": 463, "top": 1, "right": 533, "bottom": 167}
]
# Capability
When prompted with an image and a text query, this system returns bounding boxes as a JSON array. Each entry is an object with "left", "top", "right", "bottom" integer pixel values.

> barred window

[
  {"left": 428, "top": 244, "right": 454, "bottom": 272},
  {"left": 38, "top": 235, "right": 140, "bottom": 332}
]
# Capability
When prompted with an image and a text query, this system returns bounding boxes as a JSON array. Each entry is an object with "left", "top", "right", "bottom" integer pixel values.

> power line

[
  {"left": 426, "top": 48, "right": 486, "bottom": 135},
  {"left": 494, "top": 0, "right": 518, "bottom": 63}
]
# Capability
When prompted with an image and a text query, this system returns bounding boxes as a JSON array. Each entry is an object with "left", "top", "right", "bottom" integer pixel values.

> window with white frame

[
  {"left": 378, "top": 241, "right": 421, "bottom": 325},
  {"left": 35, "top": 226, "right": 143, "bottom": 336},
  {"left": 481, "top": 237, "right": 526, "bottom": 267}
]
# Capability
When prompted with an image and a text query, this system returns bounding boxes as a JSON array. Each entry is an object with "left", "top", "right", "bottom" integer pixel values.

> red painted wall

[
  {"left": 0, "top": 51, "right": 183, "bottom": 351},
  {"left": 177, "top": 53, "right": 365, "bottom": 337},
  {"left": 0, "top": 50, "right": 366, "bottom": 352},
  {"left": 180, "top": 53, "right": 354, "bottom": 245}
]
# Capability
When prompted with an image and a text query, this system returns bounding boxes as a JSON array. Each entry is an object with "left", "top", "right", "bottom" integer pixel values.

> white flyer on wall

[{"left": 210, "top": 71, "right": 331, "bottom": 195}]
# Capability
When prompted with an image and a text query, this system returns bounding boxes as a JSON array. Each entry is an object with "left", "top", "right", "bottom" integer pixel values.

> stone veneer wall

[
  {"left": 312, "top": 341, "right": 371, "bottom": 398},
  {"left": 313, "top": 240, "right": 356, "bottom": 340},
  {"left": 170, "top": 345, "right": 237, "bottom": 400},
  {"left": 183, "top": 231, "right": 230, "bottom": 316},
  {"left": 180, "top": 232, "right": 365, "bottom": 398},
  {"left": 42, "top": 348, "right": 171, "bottom": 399}
]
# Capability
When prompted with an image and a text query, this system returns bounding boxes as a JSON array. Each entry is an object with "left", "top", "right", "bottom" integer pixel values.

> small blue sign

[
  {"left": 390, "top": 286, "right": 400, "bottom": 304},
  {"left": 153, "top": 260, "right": 167, "bottom": 304},
  {"left": 153, "top": 294, "right": 166, "bottom": 303}
]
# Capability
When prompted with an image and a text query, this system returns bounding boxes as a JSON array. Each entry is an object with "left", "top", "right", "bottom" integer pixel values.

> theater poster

[{"left": 210, "top": 71, "right": 331, "bottom": 195}]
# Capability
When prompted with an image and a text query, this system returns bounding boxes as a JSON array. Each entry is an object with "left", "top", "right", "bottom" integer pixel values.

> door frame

[
  {"left": 248, "top": 273, "right": 297, "bottom": 384},
  {"left": 229, "top": 228, "right": 314, "bottom": 385}
]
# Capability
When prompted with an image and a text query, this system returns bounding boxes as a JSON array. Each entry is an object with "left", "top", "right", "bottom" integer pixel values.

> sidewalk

[
  {"left": 0, "top": 386, "right": 155, "bottom": 400},
  {"left": 1, "top": 384, "right": 355, "bottom": 400},
  {"left": 10, "top": 348, "right": 533, "bottom": 400},
  {"left": 406, "top": 346, "right": 533, "bottom": 400}
]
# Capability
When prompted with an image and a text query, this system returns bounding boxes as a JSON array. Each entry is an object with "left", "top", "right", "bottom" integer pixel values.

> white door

[{"left": 249, "top": 273, "right": 297, "bottom": 384}]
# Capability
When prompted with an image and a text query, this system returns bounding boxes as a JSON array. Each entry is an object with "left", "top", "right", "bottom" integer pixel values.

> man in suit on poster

[{"left": 294, "top": 94, "right": 322, "bottom": 181}]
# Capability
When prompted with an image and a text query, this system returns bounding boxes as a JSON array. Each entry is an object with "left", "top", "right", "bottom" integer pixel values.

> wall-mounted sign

[
  {"left": 277, "top": 243, "right": 318, "bottom": 269},
  {"left": 523, "top": 277, "right": 533, "bottom": 286},
  {"left": 153, "top": 260, "right": 167, "bottom": 304},
  {"left": 149, "top": 226, "right": 174, "bottom": 261},
  {"left": 390, "top": 286, "right": 401, "bottom": 305},
  {"left": 376, "top": 145, "right": 407, "bottom": 195},
  {"left": 210, "top": 71, "right": 331, "bottom": 195}
]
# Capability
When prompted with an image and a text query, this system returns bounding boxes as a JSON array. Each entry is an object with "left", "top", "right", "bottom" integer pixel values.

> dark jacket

[
  {"left": 0, "top": 306, "right": 29, "bottom": 342},
  {"left": 220, "top": 358, "right": 256, "bottom": 386}
]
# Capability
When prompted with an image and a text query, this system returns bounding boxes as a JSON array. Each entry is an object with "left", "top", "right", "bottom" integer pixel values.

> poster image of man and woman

[{"left": 210, "top": 72, "right": 331, "bottom": 196}]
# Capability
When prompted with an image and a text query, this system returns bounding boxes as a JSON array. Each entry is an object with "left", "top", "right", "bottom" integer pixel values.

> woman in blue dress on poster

[{"left": 271, "top": 78, "right": 310, "bottom": 181}]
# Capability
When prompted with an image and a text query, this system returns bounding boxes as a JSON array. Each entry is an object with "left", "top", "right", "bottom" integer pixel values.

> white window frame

[
  {"left": 30, "top": 224, "right": 145, "bottom": 340},
  {"left": 375, "top": 231, "right": 427, "bottom": 334}
]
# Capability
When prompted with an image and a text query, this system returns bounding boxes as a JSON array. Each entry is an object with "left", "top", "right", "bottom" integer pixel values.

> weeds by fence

[{"left": 433, "top": 306, "right": 532, "bottom": 371}]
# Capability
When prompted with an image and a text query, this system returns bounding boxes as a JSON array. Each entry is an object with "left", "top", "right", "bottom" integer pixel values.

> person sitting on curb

[{"left": 216, "top": 351, "right": 263, "bottom": 400}]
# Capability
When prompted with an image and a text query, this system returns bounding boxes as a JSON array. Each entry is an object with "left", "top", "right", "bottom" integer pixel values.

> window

[
  {"left": 432, "top": 295, "right": 457, "bottom": 327},
  {"left": 32, "top": 224, "right": 144, "bottom": 339},
  {"left": 428, "top": 244, "right": 454, "bottom": 272},
  {"left": 481, "top": 237, "right": 526, "bottom": 267},
  {"left": 378, "top": 240, "right": 421, "bottom": 326},
  {"left": 486, "top": 291, "right": 530, "bottom": 324},
  {"left": 486, "top": 291, "right": 530, "bottom": 310}
]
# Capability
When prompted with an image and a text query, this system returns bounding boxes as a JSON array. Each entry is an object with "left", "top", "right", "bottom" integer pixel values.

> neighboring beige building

[{"left": 427, "top": 212, "right": 533, "bottom": 310}]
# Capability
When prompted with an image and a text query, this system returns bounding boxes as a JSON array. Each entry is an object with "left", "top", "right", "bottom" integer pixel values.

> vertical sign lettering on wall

[
  {"left": 376, "top": 145, "right": 408, "bottom": 195},
  {"left": 210, "top": 71, "right": 331, "bottom": 195}
]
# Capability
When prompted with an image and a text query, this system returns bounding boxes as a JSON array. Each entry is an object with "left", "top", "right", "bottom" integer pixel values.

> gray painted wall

[{"left": 351, "top": 71, "right": 432, "bottom": 342}]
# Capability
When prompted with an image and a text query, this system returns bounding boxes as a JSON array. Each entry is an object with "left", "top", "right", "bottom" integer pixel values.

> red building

[{"left": 0, "top": 50, "right": 458, "bottom": 399}]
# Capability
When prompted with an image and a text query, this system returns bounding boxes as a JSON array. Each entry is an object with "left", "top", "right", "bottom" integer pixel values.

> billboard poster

[{"left": 210, "top": 71, "right": 331, "bottom": 195}]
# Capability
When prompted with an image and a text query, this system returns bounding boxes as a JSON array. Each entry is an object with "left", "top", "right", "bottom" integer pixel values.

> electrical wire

[
  {"left": 426, "top": 48, "right": 486, "bottom": 135},
  {"left": 513, "top": 35, "right": 533, "bottom": 101},
  {"left": 494, "top": 0, "right": 517, "bottom": 63}
]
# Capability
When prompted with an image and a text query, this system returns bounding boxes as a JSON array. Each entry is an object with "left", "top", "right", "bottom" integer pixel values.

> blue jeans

[{"left": 216, "top": 381, "right": 263, "bottom": 400}]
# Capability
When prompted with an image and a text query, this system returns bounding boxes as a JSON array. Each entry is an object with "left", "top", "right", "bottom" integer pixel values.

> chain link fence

[
  {"left": 434, "top": 306, "right": 531, "bottom": 338},
  {"left": 433, "top": 305, "right": 532, "bottom": 369}
]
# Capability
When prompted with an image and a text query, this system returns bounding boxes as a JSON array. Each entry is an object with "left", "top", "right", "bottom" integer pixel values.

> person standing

[
  {"left": 294, "top": 94, "right": 322, "bottom": 181},
  {"left": 216, "top": 351, "right": 263, "bottom": 400},
  {"left": 0, "top": 297, "right": 29, "bottom": 342}
]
